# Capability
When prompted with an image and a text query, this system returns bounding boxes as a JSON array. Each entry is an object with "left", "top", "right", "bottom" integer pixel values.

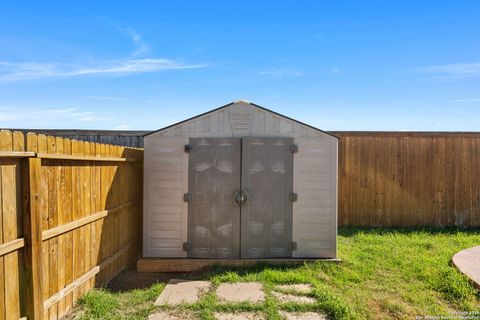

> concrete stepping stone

[
  {"left": 216, "top": 282, "right": 265, "bottom": 303},
  {"left": 149, "top": 310, "right": 197, "bottom": 320},
  {"left": 272, "top": 291, "right": 316, "bottom": 304},
  {"left": 274, "top": 284, "right": 313, "bottom": 294},
  {"left": 452, "top": 245, "right": 480, "bottom": 289},
  {"left": 154, "top": 279, "right": 211, "bottom": 305},
  {"left": 214, "top": 312, "right": 265, "bottom": 320},
  {"left": 279, "top": 311, "right": 327, "bottom": 320}
]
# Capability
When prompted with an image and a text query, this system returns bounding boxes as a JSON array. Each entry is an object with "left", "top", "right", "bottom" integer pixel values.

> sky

[{"left": 0, "top": 1, "right": 479, "bottom": 131}]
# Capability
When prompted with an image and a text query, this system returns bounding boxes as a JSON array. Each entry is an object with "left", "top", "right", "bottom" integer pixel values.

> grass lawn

[{"left": 68, "top": 227, "right": 480, "bottom": 319}]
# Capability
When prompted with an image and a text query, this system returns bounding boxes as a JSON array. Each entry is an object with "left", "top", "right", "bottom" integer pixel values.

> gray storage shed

[{"left": 143, "top": 100, "right": 338, "bottom": 260}]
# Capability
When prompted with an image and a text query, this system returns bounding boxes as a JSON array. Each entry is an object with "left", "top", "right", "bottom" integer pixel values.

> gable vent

[{"left": 230, "top": 104, "right": 253, "bottom": 136}]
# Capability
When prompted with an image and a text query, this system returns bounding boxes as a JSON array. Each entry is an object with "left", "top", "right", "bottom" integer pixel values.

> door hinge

[
  {"left": 289, "top": 242, "right": 297, "bottom": 251},
  {"left": 290, "top": 193, "right": 298, "bottom": 202},
  {"left": 184, "top": 193, "right": 192, "bottom": 202},
  {"left": 289, "top": 144, "right": 298, "bottom": 153},
  {"left": 184, "top": 144, "right": 192, "bottom": 153},
  {"left": 183, "top": 242, "right": 191, "bottom": 251}
]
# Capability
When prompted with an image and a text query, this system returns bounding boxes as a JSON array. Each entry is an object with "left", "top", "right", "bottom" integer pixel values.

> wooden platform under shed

[{"left": 136, "top": 258, "right": 341, "bottom": 273}]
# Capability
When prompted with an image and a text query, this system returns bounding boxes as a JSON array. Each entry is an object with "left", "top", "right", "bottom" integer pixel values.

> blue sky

[{"left": 0, "top": 1, "right": 479, "bottom": 131}]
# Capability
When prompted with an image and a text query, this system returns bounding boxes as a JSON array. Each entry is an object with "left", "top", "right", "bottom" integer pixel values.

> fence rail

[{"left": 0, "top": 130, "right": 143, "bottom": 320}]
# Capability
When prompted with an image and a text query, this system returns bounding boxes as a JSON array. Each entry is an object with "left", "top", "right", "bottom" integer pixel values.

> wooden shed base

[{"left": 136, "top": 258, "right": 341, "bottom": 273}]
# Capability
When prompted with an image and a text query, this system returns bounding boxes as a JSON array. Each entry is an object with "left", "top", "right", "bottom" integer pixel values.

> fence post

[{"left": 23, "top": 157, "right": 44, "bottom": 319}]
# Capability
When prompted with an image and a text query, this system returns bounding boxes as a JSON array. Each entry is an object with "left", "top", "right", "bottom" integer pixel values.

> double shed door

[{"left": 187, "top": 137, "right": 293, "bottom": 259}]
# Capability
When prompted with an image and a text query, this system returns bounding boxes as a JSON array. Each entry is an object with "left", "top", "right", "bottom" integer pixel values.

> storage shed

[{"left": 143, "top": 100, "right": 338, "bottom": 261}]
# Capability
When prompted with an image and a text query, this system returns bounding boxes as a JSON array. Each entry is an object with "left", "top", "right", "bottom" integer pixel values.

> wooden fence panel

[
  {"left": 335, "top": 132, "right": 480, "bottom": 227},
  {"left": 0, "top": 130, "right": 143, "bottom": 320}
]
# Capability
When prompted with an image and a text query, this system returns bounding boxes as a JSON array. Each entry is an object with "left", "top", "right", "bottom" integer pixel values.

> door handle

[
  {"left": 234, "top": 190, "right": 242, "bottom": 206},
  {"left": 234, "top": 190, "right": 248, "bottom": 206}
]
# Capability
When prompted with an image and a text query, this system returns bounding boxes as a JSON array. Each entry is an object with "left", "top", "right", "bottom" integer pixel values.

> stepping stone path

[
  {"left": 151, "top": 281, "right": 327, "bottom": 319},
  {"left": 279, "top": 311, "right": 327, "bottom": 320},
  {"left": 216, "top": 282, "right": 265, "bottom": 303},
  {"left": 154, "top": 279, "right": 211, "bottom": 305},
  {"left": 214, "top": 312, "right": 265, "bottom": 320}
]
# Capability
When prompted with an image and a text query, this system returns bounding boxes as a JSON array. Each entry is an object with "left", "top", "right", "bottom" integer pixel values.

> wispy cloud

[
  {"left": 0, "top": 27, "right": 206, "bottom": 82},
  {"left": 449, "top": 98, "right": 480, "bottom": 103},
  {"left": 118, "top": 26, "right": 149, "bottom": 57},
  {"left": 418, "top": 62, "right": 480, "bottom": 78},
  {"left": 0, "top": 106, "right": 108, "bottom": 123},
  {"left": 257, "top": 68, "right": 303, "bottom": 78},
  {"left": 0, "top": 58, "right": 205, "bottom": 81}
]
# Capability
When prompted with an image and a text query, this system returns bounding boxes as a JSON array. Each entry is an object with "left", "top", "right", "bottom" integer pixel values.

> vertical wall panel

[
  {"left": 143, "top": 137, "right": 188, "bottom": 257},
  {"left": 292, "top": 138, "right": 338, "bottom": 258}
]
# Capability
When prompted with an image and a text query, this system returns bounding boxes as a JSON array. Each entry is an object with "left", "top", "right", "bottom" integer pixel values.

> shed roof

[{"left": 144, "top": 100, "right": 339, "bottom": 139}]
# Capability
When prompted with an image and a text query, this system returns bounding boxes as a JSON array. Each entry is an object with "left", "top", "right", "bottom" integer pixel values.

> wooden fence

[
  {"left": 0, "top": 130, "right": 143, "bottom": 320},
  {"left": 334, "top": 132, "right": 480, "bottom": 227}
]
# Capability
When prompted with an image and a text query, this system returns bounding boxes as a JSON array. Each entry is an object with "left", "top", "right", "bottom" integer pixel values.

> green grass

[{"left": 71, "top": 227, "right": 480, "bottom": 319}]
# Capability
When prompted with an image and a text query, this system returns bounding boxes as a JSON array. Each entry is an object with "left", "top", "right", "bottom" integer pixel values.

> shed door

[
  {"left": 241, "top": 137, "right": 294, "bottom": 258},
  {"left": 187, "top": 138, "right": 241, "bottom": 258}
]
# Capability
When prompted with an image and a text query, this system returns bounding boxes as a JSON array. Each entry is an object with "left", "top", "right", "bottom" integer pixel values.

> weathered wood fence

[
  {"left": 334, "top": 132, "right": 480, "bottom": 227},
  {"left": 0, "top": 130, "right": 143, "bottom": 320}
]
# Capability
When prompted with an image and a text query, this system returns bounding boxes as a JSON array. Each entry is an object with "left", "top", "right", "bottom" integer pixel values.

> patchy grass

[
  {"left": 70, "top": 227, "right": 480, "bottom": 319},
  {"left": 68, "top": 283, "right": 165, "bottom": 319}
]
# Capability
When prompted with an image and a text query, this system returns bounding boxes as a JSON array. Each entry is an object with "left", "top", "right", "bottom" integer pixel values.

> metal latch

[
  {"left": 184, "top": 193, "right": 192, "bottom": 202},
  {"left": 289, "top": 242, "right": 297, "bottom": 251},
  {"left": 184, "top": 144, "right": 192, "bottom": 153},
  {"left": 182, "top": 242, "right": 191, "bottom": 251},
  {"left": 289, "top": 144, "right": 298, "bottom": 153},
  {"left": 290, "top": 193, "right": 298, "bottom": 202}
]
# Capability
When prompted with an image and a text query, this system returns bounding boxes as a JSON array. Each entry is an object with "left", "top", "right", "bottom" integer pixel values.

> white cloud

[
  {"left": 0, "top": 58, "right": 205, "bottom": 81},
  {"left": 419, "top": 62, "right": 480, "bottom": 78},
  {"left": 115, "top": 26, "right": 150, "bottom": 57},
  {"left": 449, "top": 98, "right": 480, "bottom": 103},
  {"left": 0, "top": 27, "right": 206, "bottom": 82},
  {"left": 257, "top": 68, "right": 303, "bottom": 78}
]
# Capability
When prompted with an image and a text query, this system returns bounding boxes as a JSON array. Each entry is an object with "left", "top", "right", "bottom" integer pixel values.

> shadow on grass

[{"left": 107, "top": 262, "right": 307, "bottom": 293}]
